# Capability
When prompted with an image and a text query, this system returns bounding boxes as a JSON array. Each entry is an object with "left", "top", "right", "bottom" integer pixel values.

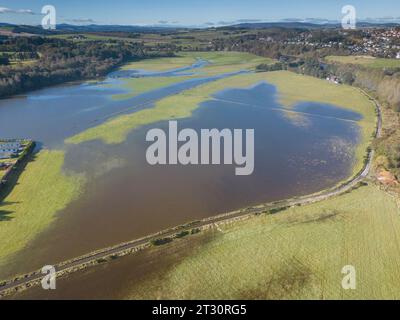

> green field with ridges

[{"left": 326, "top": 55, "right": 400, "bottom": 69}]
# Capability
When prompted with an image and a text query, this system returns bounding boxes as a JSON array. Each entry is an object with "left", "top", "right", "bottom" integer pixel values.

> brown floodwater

[
  {"left": 0, "top": 69, "right": 362, "bottom": 298},
  {"left": 11, "top": 230, "right": 219, "bottom": 300}
]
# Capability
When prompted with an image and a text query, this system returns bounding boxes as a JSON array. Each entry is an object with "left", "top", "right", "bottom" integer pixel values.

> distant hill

[
  {"left": 223, "top": 22, "right": 339, "bottom": 30},
  {"left": 0, "top": 23, "right": 180, "bottom": 36},
  {"left": 0, "top": 23, "right": 53, "bottom": 35},
  {"left": 1, "top": 21, "right": 399, "bottom": 36},
  {"left": 224, "top": 21, "right": 400, "bottom": 30},
  {"left": 55, "top": 24, "right": 182, "bottom": 33}
]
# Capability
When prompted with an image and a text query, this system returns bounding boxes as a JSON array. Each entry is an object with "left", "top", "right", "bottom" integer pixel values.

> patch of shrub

[
  {"left": 175, "top": 231, "right": 190, "bottom": 239},
  {"left": 191, "top": 228, "right": 201, "bottom": 235},
  {"left": 151, "top": 238, "right": 173, "bottom": 246}
]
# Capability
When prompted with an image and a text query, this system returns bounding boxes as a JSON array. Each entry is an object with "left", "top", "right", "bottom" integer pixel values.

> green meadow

[
  {"left": 0, "top": 150, "right": 84, "bottom": 269},
  {"left": 110, "top": 52, "right": 274, "bottom": 100},
  {"left": 326, "top": 55, "right": 400, "bottom": 69},
  {"left": 183, "top": 51, "right": 274, "bottom": 75},
  {"left": 120, "top": 55, "right": 197, "bottom": 72},
  {"left": 126, "top": 183, "right": 400, "bottom": 300},
  {"left": 111, "top": 76, "right": 195, "bottom": 101}
]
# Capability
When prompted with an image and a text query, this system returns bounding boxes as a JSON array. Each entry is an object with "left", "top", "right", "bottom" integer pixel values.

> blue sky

[{"left": 1, "top": 0, "right": 400, "bottom": 26}]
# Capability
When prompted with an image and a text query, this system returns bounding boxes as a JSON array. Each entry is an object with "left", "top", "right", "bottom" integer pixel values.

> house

[
  {"left": 0, "top": 142, "right": 22, "bottom": 159},
  {"left": 0, "top": 142, "right": 21, "bottom": 153},
  {"left": 396, "top": 52, "right": 400, "bottom": 59}
]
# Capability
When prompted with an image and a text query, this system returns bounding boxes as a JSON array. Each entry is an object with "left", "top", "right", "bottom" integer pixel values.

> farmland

[
  {"left": 326, "top": 55, "right": 400, "bottom": 69},
  {"left": 109, "top": 52, "right": 274, "bottom": 100},
  {"left": 120, "top": 55, "right": 197, "bottom": 71},
  {"left": 0, "top": 150, "right": 84, "bottom": 268},
  {"left": 110, "top": 76, "right": 196, "bottom": 100}
]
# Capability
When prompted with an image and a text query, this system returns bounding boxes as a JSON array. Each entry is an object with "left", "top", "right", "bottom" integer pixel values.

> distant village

[
  {"left": 259, "top": 27, "right": 400, "bottom": 59},
  {"left": 350, "top": 28, "right": 400, "bottom": 57}
]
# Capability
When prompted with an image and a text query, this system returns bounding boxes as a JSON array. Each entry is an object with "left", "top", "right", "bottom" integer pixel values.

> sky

[{"left": 1, "top": 0, "right": 400, "bottom": 26}]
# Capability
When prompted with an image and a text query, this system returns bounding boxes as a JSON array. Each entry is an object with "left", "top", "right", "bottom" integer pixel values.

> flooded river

[{"left": 0, "top": 61, "right": 362, "bottom": 297}]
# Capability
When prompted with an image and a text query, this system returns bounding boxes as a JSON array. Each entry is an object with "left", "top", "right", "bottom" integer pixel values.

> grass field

[
  {"left": 111, "top": 76, "right": 196, "bottom": 100},
  {"left": 120, "top": 55, "right": 198, "bottom": 72},
  {"left": 125, "top": 183, "right": 400, "bottom": 299},
  {"left": 47, "top": 33, "right": 136, "bottom": 42},
  {"left": 119, "top": 52, "right": 271, "bottom": 73},
  {"left": 183, "top": 51, "right": 274, "bottom": 75},
  {"left": 111, "top": 52, "right": 274, "bottom": 100},
  {"left": 326, "top": 55, "right": 400, "bottom": 69},
  {"left": 45, "top": 30, "right": 259, "bottom": 49},
  {"left": 66, "top": 52, "right": 274, "bottom": 144},
  {"left": 0, "top": 150, "right": 84, "bottom": 268}
]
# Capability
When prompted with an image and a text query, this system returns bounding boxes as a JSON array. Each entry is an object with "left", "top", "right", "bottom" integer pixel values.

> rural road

[{"left": 0, "top": 89, "right": 382, "bottom": 298}]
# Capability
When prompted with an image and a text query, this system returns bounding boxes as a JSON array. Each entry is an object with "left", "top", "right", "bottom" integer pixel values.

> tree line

[{"left": 0, "top": 37, "right": 175, "bottom": 98}]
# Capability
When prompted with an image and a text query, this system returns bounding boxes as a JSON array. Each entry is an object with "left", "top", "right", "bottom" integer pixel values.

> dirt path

[{"left": 0, "top": 89, "right": 382, "bottom": 298}]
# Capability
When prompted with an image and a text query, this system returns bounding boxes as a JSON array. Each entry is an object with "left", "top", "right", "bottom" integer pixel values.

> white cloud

[
  {"left": 0, "top": 7, "right": 36, "bottom": 15},
  {"left": 70, "top": 18, "right": 96, "bottom": 23}
]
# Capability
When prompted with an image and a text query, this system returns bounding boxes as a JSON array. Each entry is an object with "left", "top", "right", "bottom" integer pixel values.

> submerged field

[
  {"left": 120, "top": 55, "right": 198, "bottom": 72},
  {"left": 109, "top": 51, "right": 274, "bottom": 100},
  {"left": 111, "top": 76, "right": 195, "bottom": 101},
  {"left": 67, "top": 69, "right": 376, "bottom": 177}
]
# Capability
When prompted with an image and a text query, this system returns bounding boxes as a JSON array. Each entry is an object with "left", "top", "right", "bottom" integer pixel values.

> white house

[
  {"left": 0, "top": 142, "right": 21, "bottom": 153},
  {"left": 397, "top": 52, "right": 400, "bottom": 59},
  {"left": 0, "top": 142, "right": 22, "bottom": 159}
]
